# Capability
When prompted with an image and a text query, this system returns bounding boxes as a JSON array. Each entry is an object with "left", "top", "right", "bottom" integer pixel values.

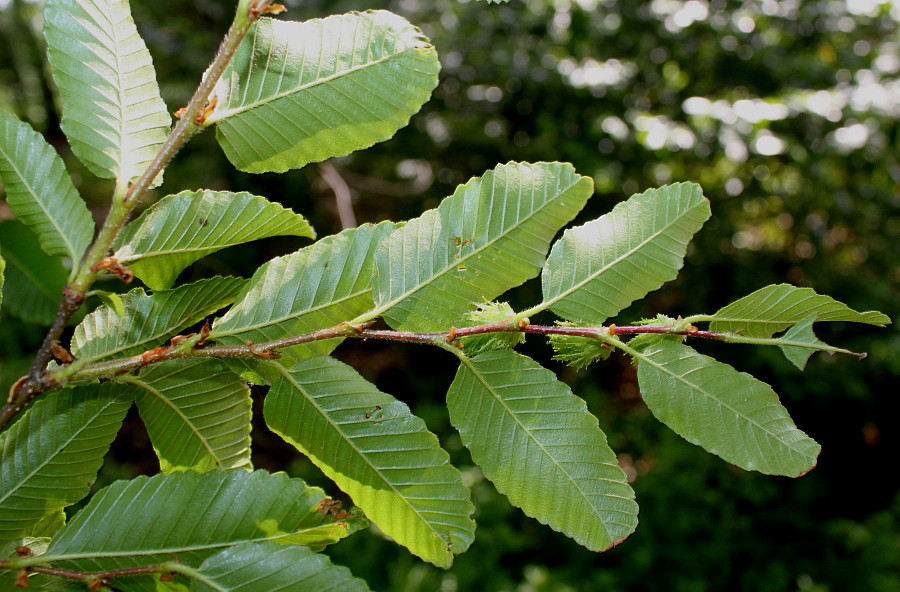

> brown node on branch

[
  {"left": 15, "top": 546, "right": 32, "bottom": 557},
  {"left": 607, "top": 324, "right": 617, "bottom": 336},
  {"left": 62, "top": 285, "right": 86, "bottom": 307},
  {"left": 446, "top": 326, "right": 457, "bottom": 343},
  {"left": 90, "top": 257, "right": 134, "bottom": 284},
  {"left": 140, "top": 347, "right": 170, "bottom": 366},
  {"left": 244, "top": 341, "right": 281, "bottom": 359},
  {"left": 15, "top": 570, "right": 28, "bottom": 588},
  {"left": 195, "top": 97, "right": 217, "bottom": 125},
  {"left": 87, "top": 579, "right": 105, "bottom": 592},
  {"left": 159, "top": 571, "right": 175, "bottom": 583},
  {"left": 7, "top": 375, "right": 28, "bottom": 403},
  {"left": 50, "top": 340, "right": 75, "bottom": 364},
  {"left": 249, "top": 0, "right": 286, "bottom": 18}
]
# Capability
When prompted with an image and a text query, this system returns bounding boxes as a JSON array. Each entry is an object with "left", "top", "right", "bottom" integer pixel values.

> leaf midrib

[
  {"left": 367, "top": 173, "right": 585, "bottom": 322},
  {"left": 540, "top": 197, "right": 707, "bottom": 314}
]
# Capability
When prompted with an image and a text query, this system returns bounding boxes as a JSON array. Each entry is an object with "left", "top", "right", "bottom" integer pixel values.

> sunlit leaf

[
  {"left": 708, "top": 283, "right": 891, "bottom": 337},
  {"left": 209, "top": 11, "right": 440, "bottom": 173},
  {"left": 190, "top": 542, "right": 371, "bottom": 592},
  {"left": 374, "top": 161, "right": 592, "bottom": 331},
  {"left": 0, "top": 384, "right": 130, "bottom": 543},
  {"left": 212, "top": 222, "right": 394, "bottom": 366},
  {"left": 447, "top": 350, "right": 638, "bottom": 551},
  {"left": 113, "top": 190, "right": 313, "bottom": 290},
  {"left": 0, "top": 220, "right": 68, "bottom": 325},
  {"left": 634, "top": 339, "right": 820, "bottom": 476},
  {"left": 72, "top": 276, "right": 244, "bottom": 365},
  {"left": 0, "top": 110, "right": 93, "bottom": 270},
  {"left": 266, "top": 357, "right": 475, "bottom": 568},
  {"left": 540, "top": 182, "right": 710, "bottom": 323},
  {"left": 43, "top": 0, "right": 170, "bottom": 185},
  {"left": 123, "top": 359, "right": 251, "bottom": 472},
  {"left": 46, "top": 470, "right": 360, "bottom": 591}
]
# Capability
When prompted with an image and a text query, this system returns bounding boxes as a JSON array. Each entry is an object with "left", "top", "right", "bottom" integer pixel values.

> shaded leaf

[
  {"left": 113, "top": 190, "right": 313, "bottom": 290},
  {"left": 634, "top": 340, "right": 820, "bottom": 476},
  {"left": 0, "top": 110, "right": 93, "bottom": 268},
  {"left": 0, "top": 220, "right": 68, "bottom": 325},
  {"left": 209, "top": 11, "right": 440, "bottom": 173},
  {"left": 46, "top": 470, "right": 359, "bottom": 591},
  {"left": 0, "top": 384, "right": 130, "bottom": 543},
  {"left": 43, "top": 0, "right": 170, "bottom": 185},
  {"left": 447, "top": 350, "right": 638, "bottom": 551},
  {"left": 72, "top": 276, "right": 244, "bottom": 365},
  {"left": 190, "top": 542, "right": 370, "bottom": 592},
  {"left": 123, "top": 359, "right": 251, "bottom": 472},
  {"left": 0, "top": 253, "right": 4, "bottom": 314},
  {"left": 266, "top": 357, "right": 475, "bottom": 568},
  {"left": 375, "top": 161, "right": 592, "bottom": 331},
  {"left": 708, "top": 283, "right": 891, "bottom": 338},
  {"left": 540, "top": 182, "right": 710, "bottom": 323},
  {"left": 212, "top": 222, "right": 395, "bottom": 366}
]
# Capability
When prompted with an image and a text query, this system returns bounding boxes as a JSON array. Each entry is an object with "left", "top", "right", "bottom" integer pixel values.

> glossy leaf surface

[
  {"left": 447, "top": 350, "right": 638, "bottom": 551},
  {"left": 212, "top": 222, "right": 394, "bottom": 365},
  {"left": 0, "top": 110, "right": 93, "bottom": 269},
  {"left": 266, "top": 357, "right": 475, "bottom": 568},
  {"left": 72, "top": 277, "right": 245, "bottom": 364},
  {"left": 46, "top": 471, "right": 357, "bottom": 591},
  {"left": 708, "top": 283, "right": 891, "bottom": 337},
  {"left": 210, "top": 11, "right": 440, "bottom": 173},
  {"left": 374, "top": 161, "right": 592, "bottom": 331},
  {"left": 113, "top": 190, "right": 313, "bottom": 290},
  {"left": 125, "top": 359, "right": 252, "bottom": 472},
  {"left": 43, "top": 0, "right": 170, "bottom": 184},
  {"left": 541, "top": 182, "right": 710, "bottom": 323},
  {"left": 190, "top": 542, "right": 371, "bottom": 592},
  {"left": 634, "top": 340, "right": 820, "bottom": 476},
  {"left": 0, "top": 385, "right": 130, "bottom": 543}
]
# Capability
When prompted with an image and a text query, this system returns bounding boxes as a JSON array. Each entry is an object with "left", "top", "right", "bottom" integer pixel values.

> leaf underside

[
  {"left": 125, "top": 359, "right": 252, "bottom": 473},
  {"left": 709, "top": 283, "right": 891, "bottom": 337},
  {"left": 0, "top": 110, "right": 94, "bottom": 267},
  {"left": 374, "top": 161, "right": 593, "bottom": 331},
  {"left": 635, "top": 340, "right": 820, "bottom": 476},
  {"left": 541, "top": 182, "right": 711, "bottom": 323},
  {"left": 113, "top": 190, "right": 314, "bottom": 290},
  {"left": 46, "top": 471, "right": 354, "bottom": 592},
  {"left": 447, "top": 350, "right": 638, "bottom": 551},
  {"left": 211, "top": 11, "right": 441, "bottom": 173},
  {"left": 212, "top": 222, "right": 395, "bottom": 366},
  {"left": 265, "top": 357, "right": 475, "bottom": 568},
  {"left": 71, "top": 276, "right": 245, "bottom": 365},
  {"left": 0, "top": 384, "right": 130, "bottom": 543},
  {"left": 43, "top": 0, "right": 171, "bottom": 184}
]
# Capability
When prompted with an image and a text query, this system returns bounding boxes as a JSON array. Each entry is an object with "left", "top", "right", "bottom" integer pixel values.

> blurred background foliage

[{"left": 1, "top": 0, "right": 898, "bottom": 589}]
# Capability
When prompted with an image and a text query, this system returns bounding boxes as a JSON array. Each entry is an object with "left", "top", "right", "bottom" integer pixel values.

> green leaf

[
  {"left": 113, "top": 190, "right": 314, "bottom": 290},
  {"left": 771, "top": 315, "right": 864, "bottom": 370},
  {"left": 265, "top": 356, "right": 475, "bottom": 568},
  {"left": 708, "top": 283, "right": 891, "bottom": 338},
  {"left": 0, "top": 384, "right": 130, "bottom": 543},
  {"left": 374, "top": 162, "right": 593, "bottom": 331},
  {"left": 212, "top": 222, "right": 395, "bottom": 366},
  {"left": 209, "top": 11, "right": 441, "bottom": 173},
  {"left": 45, "top": 471, "right": 359, "bottom": 590},
  {"left": 447, "top": 350, "right": 638, "bottom": 551},
  {"left": 458, "top": 301, "right": 525, "bottom": 355},
  {"left": 0, "top": 110, "right": 94, "bottom": 269},
  {"left": 0, "top": 253, "right": 4, "bottom": 314},
  {"left": 0, "top": 220, "right": 68, "bottom": 325},
  {"left": 540, "top": 182, "right": 711, "bottom": 323},
  {"left": 122, "top": 359, "right": 251, "bottom": 473},
  {"left": 43, "top": 0, "right": 170, "bottom": 185},
  {"left": 549, "top": 330, "right": 613, "bottom": 369},
  {"left": 190, "top": 542, "right": 371, "bottom": 592},
  {"left": 633, "top": 340, "right": 820, "bottom": 476},
  {"left": 72, "top": 276, "right": 245, "bottom": 365}
]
